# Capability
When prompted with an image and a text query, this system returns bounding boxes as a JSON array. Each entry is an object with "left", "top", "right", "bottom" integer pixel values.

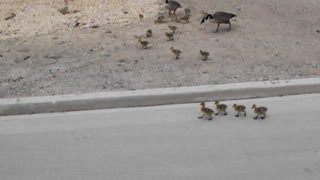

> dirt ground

[{"left": 0, "top": 0, "right": 320, "bottom": 98}]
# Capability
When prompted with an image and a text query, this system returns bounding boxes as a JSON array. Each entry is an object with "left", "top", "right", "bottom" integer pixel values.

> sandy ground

[
  {"left": 0, "top": 0, "right": 320, "bottom": 98},
  {"left": 1, "top": 94, "right": 320, "bottom": 179}
]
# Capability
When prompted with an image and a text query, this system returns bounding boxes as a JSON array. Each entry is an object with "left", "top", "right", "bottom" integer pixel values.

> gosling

[
  {"left": 184, "top": 8, "right": 191, "bottom": 16},
  {"left": 251, "top": 104, "right": 268, "bottom": 119},
  {"left": 232, "top": 104, "right": 246, "bottom": 117},
  {"left": 165, "top": 32, "right": 175, "bottom": 41},
  {"left": 200, "top": 11, "right": 237, "bottom": 33},
  {"left": 201, "top": 11, "right": 209, "bottom": 18},
  {"left": 138, "top": 38, "right": 149, "bottom": 49},
  {"left": 179, "top": 15, "right": 190, "bottom": 23},
  {"left": 170, "top": 47, "right": 181, "bottom": 59},
  {"left": 146, "top": 29, "right": 152, "bottom": 37},
  {"left": 214, "top": 101, "right": 228, "bottom": 115},
  {"left": 168, "top": 25, "right": 178, "bottom": 33},
  {"left": 154, "top": 15, "right": 165, "bottom": 24},
  {"left": 139, "top": 13, "right": 144, "bottom": 20},
  {"left": 200, "top": 50, "right": 209, "bottom": 61},
  {"left": 165, "top": 0, "right": 182, "bottom": 17},
  {"left": 198, "top": 102, "right": 214, "bottom": 120}
]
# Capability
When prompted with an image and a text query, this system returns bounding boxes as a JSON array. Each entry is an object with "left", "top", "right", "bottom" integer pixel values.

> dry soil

[{"left": 0, "top": 0, "right": 320, "bottom": 98}]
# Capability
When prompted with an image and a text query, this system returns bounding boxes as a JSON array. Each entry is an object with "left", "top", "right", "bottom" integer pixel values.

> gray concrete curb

[{"left": 1, "top": 78, "right": 320, "bottom": 116}]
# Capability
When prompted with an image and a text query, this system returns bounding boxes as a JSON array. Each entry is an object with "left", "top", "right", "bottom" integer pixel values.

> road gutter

[{"left": 1, "top": 78, "right": 320, "bottom": 116}]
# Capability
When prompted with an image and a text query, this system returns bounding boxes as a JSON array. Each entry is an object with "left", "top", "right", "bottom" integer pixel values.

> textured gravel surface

[{"left": 0, "top": 0, "right": 319, "bottom": 98}]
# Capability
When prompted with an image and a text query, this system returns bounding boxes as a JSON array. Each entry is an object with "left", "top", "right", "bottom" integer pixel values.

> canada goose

[
  {"left": 168, "top": 25, "right": 178, "bottom": 33},
  {"left": 146, "top": 29, "right": 152, "bottom": 37},
  {"left": 201, "top": 11, "right": 236, "bottom": 32},
  {"left": 232, "top": 104, "right": 246, "bottom": 117},
  {"left": 138, "top": 38, "right": 149, "bottom": 49},
  {"left": 251, "top": 104, "right": 268, "bottom": 119},
  {"left": 170, "top": 47, "right": 181, "bottom": 59},
  {"left": 165, "top": 0, "right": 182, "bottom": 16},
  {"left": 198, "top": 102, "right": 214, "bottom": 120},
  {"left": 165, "top": 32, "right": 174, "bottom": 41},
  {"left": 200, "top": 50, "right": 209, "bottom": 61},
  {"left": 214, "top": 101, "right": 228, "bottom": 115}
]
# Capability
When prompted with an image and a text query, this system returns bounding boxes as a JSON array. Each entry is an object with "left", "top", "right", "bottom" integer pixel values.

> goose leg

[
  {"left": 215, "top": 24, "right": 220, "bottom": 33},
  {"left": 228, "top": 20, "right": 232, "bottom": 30}
]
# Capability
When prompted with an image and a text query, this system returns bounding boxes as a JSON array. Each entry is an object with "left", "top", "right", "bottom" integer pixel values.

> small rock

[
  {"left": 16, "top": 47, "right": 30, "bottom": 52},
  {"left": 58, "top": 7, "right": 70, "bottom": 15},
  {"left": 118, "top": 59, "right": 126, "bottom": 63},
  {"left": 23, "top": 56, "right": 31, "bottom": 60},
  {"left": 105, "top": 30, "right": 112, "bottom": 34},
  {"left": 100, "top": 52, "right": 110, "bottom": 57},
  {"left": 5, "top": 12, "right": 16, "bottom": 20},
  {"left": 123, "top": 11, "right": 128, "bottom": 14},
  {"left": 316, "top": 30, "right": 320, "bottom": 33},
  {"left": 90, "top": 24, "right": 99, "bottom": 28}
]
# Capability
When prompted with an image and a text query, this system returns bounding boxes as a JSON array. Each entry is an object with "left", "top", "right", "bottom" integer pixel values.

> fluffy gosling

[
  {"left": 154, "top": 15, "right": 165, "bottom": 24},
  {"left": 165, "top": 32, "right": 175, "bottom": 41},
  {"left": 201, "top": 11, "right": 209, "bottom": 18},
  {"left": 139, "top": 13, "right": 144, "bottom": 20},
  {"left": 170, "top": 47, "right": 182, "bottom": 59},
  {"left": 138, "top": 38, "right": 149, "bottom": 49},
  {"left": 179, "top": 15, "right": 190, "bottom": 23},
  {"left": 251, "top": 104, "right": 268, "bottom": 119},
  {"left": 214, "top": 101, "right": 228, "bottom": 115},
  {"left": 200, "top": 50, "right": 210, "bottom": 61},
  {"left": 232, "top": 104, "right": 246, "bottom": 117},
  {"left": 168, "top": 25, "right": 178, "bottom": 33},
  {"left": 198, "top": 102, "right": 214, "bottom": 120},
  {"left": 184, "top": 8, "right": 191, "bottom": 16},
  {"left": 146, "top": 29, "right": 152, "bottom": 37}
]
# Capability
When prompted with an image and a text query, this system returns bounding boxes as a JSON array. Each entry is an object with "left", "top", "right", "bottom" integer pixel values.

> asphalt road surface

[{"left": 1, "top": 94, "right": 320, "bottom": 180}]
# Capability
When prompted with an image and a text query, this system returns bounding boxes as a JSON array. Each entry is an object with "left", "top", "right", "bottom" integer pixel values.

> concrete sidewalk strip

[{"left": 1, "top": 78, "right": 320, "bottom": 116}]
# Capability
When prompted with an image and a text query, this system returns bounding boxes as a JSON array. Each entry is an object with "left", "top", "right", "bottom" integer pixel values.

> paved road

[{"left": 0, "top": 94, "right": 320, "bottom": 180}]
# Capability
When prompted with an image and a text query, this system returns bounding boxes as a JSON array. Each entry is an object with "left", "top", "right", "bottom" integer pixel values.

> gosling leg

[
  {"left": 215, "top": 112, "right": 219, "bottom": 115},
  {"left": 254, "top": 114, "right": 259, "bottom": 120},
  {"left": 235, "top": 112, "right": 239, "bottom": 117},
  {"left": 244, "top": 111, "right": 246, "bottom": 116},
  {"left": 176, "top": 55, "right": 179, "bottom": 59},
  {"left": 208, "top": 116, "right": 212, "bottom": 120},
  {"left": 261, "top": 114, "right": 266, "bottom": 119},
  {"left": 215, "top": 24, "right": 220, "bottom": 33},
  {"left": 198, "top": 114, "right": 204, "bottom": 119},
  {"left": 224, "top": 112, "right": 227, "bottom": 116}
]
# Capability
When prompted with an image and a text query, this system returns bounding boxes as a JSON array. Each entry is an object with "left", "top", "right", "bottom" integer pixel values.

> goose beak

[{"left": 200, "top": 18, "right": 205, "bottom": 24}]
